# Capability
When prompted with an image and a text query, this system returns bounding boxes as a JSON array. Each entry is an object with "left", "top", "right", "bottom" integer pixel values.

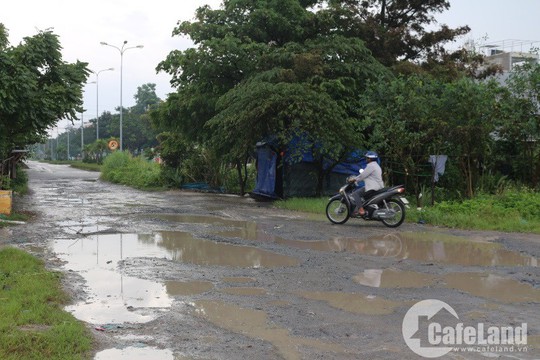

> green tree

[
  {"left": 494, "top": 62, "right": 540, "bottom": 187},
  {"left": 319, "top": 0, "right": 470, "bottom": 69},
  {"left": 362, "top": 74, "right": 504, "bottom": 199},
  {"left": 155, "top": 0, "right": 388, "bottom": 195},
  {"left": 131, "top": 83, "right": 160, "bottom": 115},
  {"left": 360, "top": 74, "right": 450, "bottom": 199},
  {"left": 84, "top": 139, "right": 109, "bottom": 164},
  {"left": 0, "top": 27, "right": 89, "bottom": 185}
]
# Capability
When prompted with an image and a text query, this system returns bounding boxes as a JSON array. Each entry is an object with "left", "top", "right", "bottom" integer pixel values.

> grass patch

[
  {"left": 274, "top": 189, "right": 540, "bottom": 234},
  {"left": 40, "top": 160, "right": 101, "bottom": 172},
  {"left": 0, "top": 247, "right": 92, "bottom": 359},
  {"left": 69, "top": 162, "right": 101, "bottom": 172},
  {"left": 275, "top": 197, "right": 328, "bottom": 213},
  {"left": 100, "top": 151, "right": 164, "bottom": 190},
  {"left": 0, "top": 212, "right": 32, "bottom": 227}
]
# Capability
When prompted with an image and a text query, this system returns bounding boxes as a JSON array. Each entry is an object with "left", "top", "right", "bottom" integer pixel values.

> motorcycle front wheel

[
  {"left": 326, "top": 198, "right": 350, "bottom": 224},
  {"left": 381, "top": 198, "right": 405, "bottom": 228}
]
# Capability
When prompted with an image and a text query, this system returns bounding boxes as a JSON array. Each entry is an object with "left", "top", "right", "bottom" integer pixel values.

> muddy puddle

[
  {"left": 220, "top": 228, "right": 537, "bottom": 267},
  {"left": 298, "top": 291, "right": 401, "bottom": 315},
  {"left": 353, "top": 268, "right": 540, "bottom": 304},
  {"left": 50, "top": 231, "right": 298, "bottom": 323},
  {"left": 154, "top": 231, "right": 299, "bottom": 267},
  {"left": 148, "top": 214, "right": 537, "bottom": 267},
  {"left": 52, "top": 235, "right": 173, "bottom": 324},
  {"left": 194, "top": 300, "right": 347, "bottom": 360},
  {"left": 151, "top": 213, "right": 253, "bottom": 229},
  {"left": 443, "top": 272, "right": 540, "bottom": 303},
  {"left": 164, "top": 280, "right": 214, "bottom": 296}
]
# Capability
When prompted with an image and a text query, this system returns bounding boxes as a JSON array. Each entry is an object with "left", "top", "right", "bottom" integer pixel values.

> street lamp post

[
  {"left": 100, "top": 41, "right": 143, "bottom": 151},
  {"left": 66, "top": 126, "right": 71, "bottom": 160},
  {"left": 94, "top": 68, "right": 114, "bottom": 140},
  {"left": 81, "top": 109, "right": 85, "bottom": 157}
]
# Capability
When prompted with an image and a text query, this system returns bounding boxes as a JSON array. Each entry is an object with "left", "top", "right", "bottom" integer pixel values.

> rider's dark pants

[{"left": 352, "top": 187, "right": 376, "bottom": 212}]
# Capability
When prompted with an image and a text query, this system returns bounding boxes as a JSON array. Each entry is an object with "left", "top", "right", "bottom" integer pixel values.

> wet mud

[{"left": 3, "top": 161, "right": 540, "bottom": 359}]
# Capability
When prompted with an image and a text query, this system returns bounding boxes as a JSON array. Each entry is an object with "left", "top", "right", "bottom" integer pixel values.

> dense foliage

[
  {"left": 0, "top": 26, "right": 89, "bottom": 188},
  {"left": 150, "top": 0, "right": 539, "bottom": 199}
]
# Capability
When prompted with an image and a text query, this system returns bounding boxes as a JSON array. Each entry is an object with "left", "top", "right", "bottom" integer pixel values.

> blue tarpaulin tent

[{"left": 251, "top": 139, "right": 367, "bottom": 199}]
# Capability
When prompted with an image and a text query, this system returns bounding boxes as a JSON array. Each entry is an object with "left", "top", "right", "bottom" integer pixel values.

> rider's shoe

[{"left": 352, "top": 209, "right": 365, "bottom": 218}]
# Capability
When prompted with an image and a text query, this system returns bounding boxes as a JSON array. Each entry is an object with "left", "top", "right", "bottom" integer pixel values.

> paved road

[{"left": 2, "top": 161, "right": 539, "bottom": 359}]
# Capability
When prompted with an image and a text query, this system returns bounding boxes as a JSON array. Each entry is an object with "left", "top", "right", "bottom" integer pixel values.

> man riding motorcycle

[{"left": 351, "top": 151, "right": 384, "bottom": 217}]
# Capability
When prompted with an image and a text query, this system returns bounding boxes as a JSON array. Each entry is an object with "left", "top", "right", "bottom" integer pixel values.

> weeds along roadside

[{"left": 0, "top": 247, "right": 93, "bottom": 359}]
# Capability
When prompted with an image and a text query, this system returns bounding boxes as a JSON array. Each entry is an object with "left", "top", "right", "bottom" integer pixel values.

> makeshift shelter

[{"left": 251, "top": 140, "right": 367, "bottom": 199}]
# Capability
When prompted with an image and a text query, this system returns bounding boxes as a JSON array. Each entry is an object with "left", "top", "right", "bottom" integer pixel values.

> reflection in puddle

[
  {"left": 94, "top": 347, "right": 174, "bottom": 360},
  {"left": 275, "top": 232, "right": 537, "bottom": 267},
  {"left": 52, "top": 236, "right": 173, "bottom": 324},
  {"left": 216, "top": 229, "right": 283, "bottom": 242},
  {"left": 215, "top": 225, "right": 537, "bottom": 267},
  {"left": 444, "top": 272, "right": 540, "bottom": 303},
  {"left": 164, "top": 280, "right": 214, "bottom": 296},
  {"left": 195, "top": 300, "right": 346, "bottom": 360},
  {"left": 354, "top": 269, "right": 540, "bottom": 304},
  {"left": 152, "top": 214, "right": 252, "bottom": 228},
  {"left": 57, "top": 219, "right": 110, "bottom": 235},
  {"left": 51, "top": 231, "right": 297, "bottom": 323},
  {"left": 353, "top": 269, "right": 436, "bottom": 288},
  {"left": 299, "top": 291, "right": 400, "bottom": 315},
  {"left": 165, "top": 215, "right": 536, "bottom": 268},
  {"left": 221, "top": 287, "right": 267, "bottom": 296},
  {"left": 150, "top": 231, "right": 299, "bottom": 268}
]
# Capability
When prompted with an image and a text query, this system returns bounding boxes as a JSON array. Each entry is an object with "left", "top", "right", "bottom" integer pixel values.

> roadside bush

[
  {"left": 411, "top": 188, "right": 540, "bottom": 233},
  {"left": 101, "top": 151, "right": 163, "bottom": 189},
  {"left": 0, "top": 165, "right": 29, "bottom": 194},
  {"left": 220, "top": 162, "right": 256, "bottom": 194},
  {"left": 160, "top": 166, "right": 183, "bottom": 188}
]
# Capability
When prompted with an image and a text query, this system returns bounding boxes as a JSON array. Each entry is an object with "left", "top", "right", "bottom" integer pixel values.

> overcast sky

[{"left": 2, "top": 0, "right": 539, "bottom": 134}]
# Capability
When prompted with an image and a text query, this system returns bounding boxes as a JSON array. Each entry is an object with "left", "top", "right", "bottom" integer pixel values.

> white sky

[{"left": 2, "top": 0, "right": 539, "bottom": 134}]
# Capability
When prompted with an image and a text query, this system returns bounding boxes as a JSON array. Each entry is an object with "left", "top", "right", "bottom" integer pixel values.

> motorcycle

[{"left": 325, "top": 173, "right": 408, "bottom": 228}]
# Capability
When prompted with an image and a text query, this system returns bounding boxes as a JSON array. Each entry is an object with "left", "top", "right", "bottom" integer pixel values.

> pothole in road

[
  {"left": 298, "top": 291, "right": 401, "bottom": 315},
  {"left": 50, "top": 231, "right": 298, "bottom": 324},
  {"left": 155, "top": 231, "right": 299, "bottom": 267},
  {"left": 164, "top": 280, "right": 214, "bottom": 296},
  {"left": 220, "top": 228, "right": 537, "bottom": 267},
  {"left": 443, "top": 272, "right": 540, "bottom": 303},
  {"left": 353, "top": 269, "right": 540, "bottom": 304},
  {"left": 150, "top": 214, "right": 536, "bottom": 267},
  {"left": 194, "top": 300, "right": 348, "bottom": 360},
  {"left": 151, "top": 213, "right": 252, "bottom": 228}
]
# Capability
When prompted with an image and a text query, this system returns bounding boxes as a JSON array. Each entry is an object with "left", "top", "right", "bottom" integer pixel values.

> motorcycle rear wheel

[
  {"left": 326, "top": 198, "right": 350, "bottom": 224},
  {"left": 381, "top": 198, "right": 405, "bottom": 228}
]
